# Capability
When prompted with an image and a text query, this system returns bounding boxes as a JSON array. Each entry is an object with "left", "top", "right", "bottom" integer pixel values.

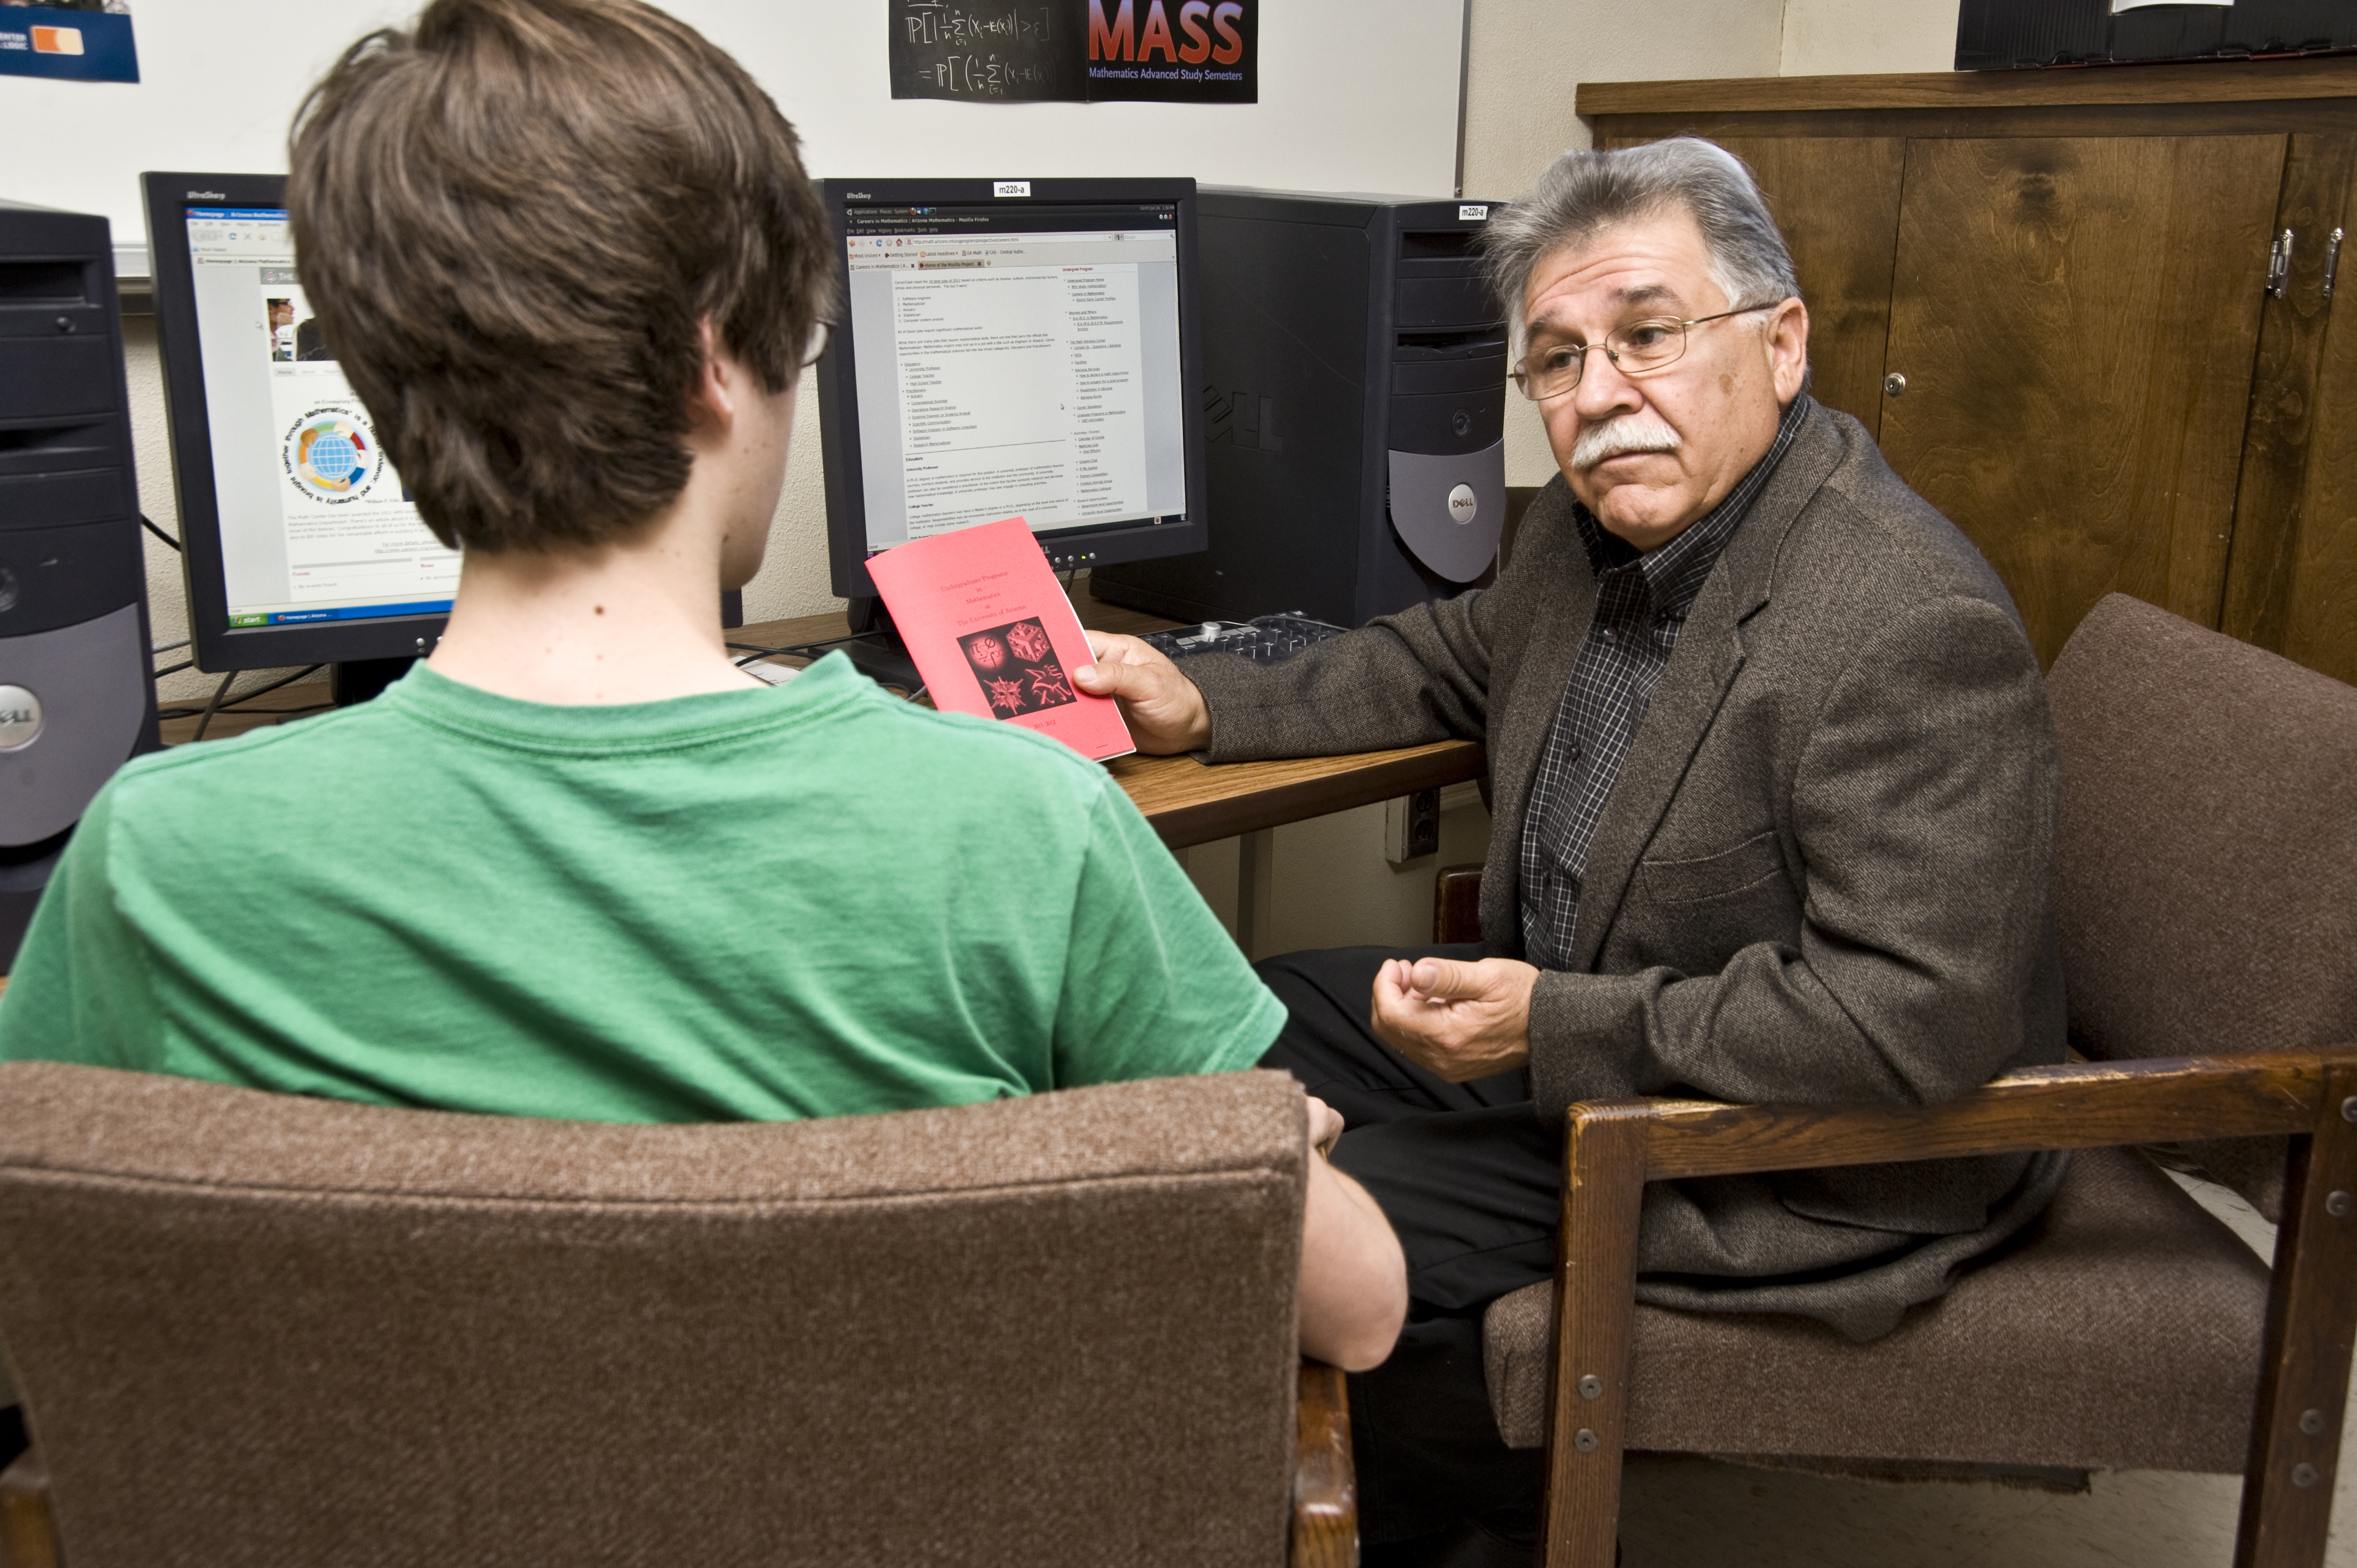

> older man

[{"left": 1078, "top": 137, "right": 2065, "bottom": 1560}]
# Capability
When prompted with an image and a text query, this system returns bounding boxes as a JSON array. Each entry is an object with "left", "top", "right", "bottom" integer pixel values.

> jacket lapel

[
  {"left": 1487, "top": 484, "right": 1598, "bottom": 871},
  {"left": 1565, "top": 403, "right": 1848, "bottom": 972}
]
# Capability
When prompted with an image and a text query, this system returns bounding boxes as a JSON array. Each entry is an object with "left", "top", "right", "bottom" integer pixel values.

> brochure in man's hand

[{"left": 864, "top": 517, "right": 1136, "bottom": 762}]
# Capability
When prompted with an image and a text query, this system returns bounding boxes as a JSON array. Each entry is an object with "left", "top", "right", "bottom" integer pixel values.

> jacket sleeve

[
  {"left": 1525, "top": 596, "right": 2062, "bottom": 1118},
  {"left": 1183, "top": 588, "right": 1504, "bottom": 762}
]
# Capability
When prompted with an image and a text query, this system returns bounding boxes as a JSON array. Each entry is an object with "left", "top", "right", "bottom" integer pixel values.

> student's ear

[{"left": 687, "top": 318, "right": 737, "bottom": 436}]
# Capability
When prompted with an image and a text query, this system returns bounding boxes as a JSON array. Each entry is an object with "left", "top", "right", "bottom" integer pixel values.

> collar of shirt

[{"left": 1568, "top": 391, "right": 1813, "bottom": 627}]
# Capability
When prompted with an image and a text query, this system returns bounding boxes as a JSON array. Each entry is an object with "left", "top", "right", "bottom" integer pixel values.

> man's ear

[{"left": 1766, "top": 296, "right": 1809, "bottom": 405}]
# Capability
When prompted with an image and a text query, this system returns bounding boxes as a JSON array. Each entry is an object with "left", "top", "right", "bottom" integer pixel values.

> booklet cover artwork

[{"left": 962, "top": 618, "right": 1079, "bottom": 719}]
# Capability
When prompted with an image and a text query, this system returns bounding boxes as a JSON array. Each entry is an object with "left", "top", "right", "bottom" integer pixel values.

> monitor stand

[
  {"left": 331, "top": 657, "right": 415, "bottom": 707},
  {"left": 837, "top": 596, "right": 925, "bottom": 695}
]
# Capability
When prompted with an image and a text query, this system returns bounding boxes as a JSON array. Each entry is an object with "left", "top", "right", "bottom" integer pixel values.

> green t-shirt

[{"left": 0, "top": 654, "right": 1283, "bottom": 1122}]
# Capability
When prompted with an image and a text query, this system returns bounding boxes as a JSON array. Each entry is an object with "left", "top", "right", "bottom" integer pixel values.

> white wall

[
  {"left": 8, "top": 1, "right": 1465, "bottom": 270},
  {"left": 1782, "top": 0, "right": 1960, "bottom": 76}
]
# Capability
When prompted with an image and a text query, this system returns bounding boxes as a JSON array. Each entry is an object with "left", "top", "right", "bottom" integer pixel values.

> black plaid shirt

[{"left": 1518, "top": 394, "right": 1810, "bottom": 970}]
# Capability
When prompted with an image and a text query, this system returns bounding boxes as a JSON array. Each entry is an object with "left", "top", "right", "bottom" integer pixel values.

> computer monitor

[
  {"left": 143, "top": 171, "right": 459, "bottom": 688},
  {"left": 814, "top": 177, "right": 1208, "bottom": 681}
]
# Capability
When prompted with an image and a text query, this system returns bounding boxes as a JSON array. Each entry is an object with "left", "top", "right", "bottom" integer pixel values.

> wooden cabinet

[{"left": 1584, "top": 60, "right": 2357, "bottom": 681}]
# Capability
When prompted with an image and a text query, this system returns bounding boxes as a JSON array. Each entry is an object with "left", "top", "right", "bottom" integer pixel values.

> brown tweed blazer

[{"left": 1186, "top": 401, "right": 2068, "bottom": 1339}]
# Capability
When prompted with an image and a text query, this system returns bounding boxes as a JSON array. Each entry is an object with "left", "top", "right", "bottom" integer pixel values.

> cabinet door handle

[
  {"left": 1883, "top": 373, "right": 1907, "bottom": 398},
  {"left": 2327, "top": 228, "right": 2345, "bottom": 301},
  {"left": 2270, "top": 229, "right": 2294, "bottom": 299}
]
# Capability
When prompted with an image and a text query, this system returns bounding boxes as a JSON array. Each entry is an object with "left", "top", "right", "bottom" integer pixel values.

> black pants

[{"left": 1256, "top": 945, "right": 1565, "bottom": 1546}]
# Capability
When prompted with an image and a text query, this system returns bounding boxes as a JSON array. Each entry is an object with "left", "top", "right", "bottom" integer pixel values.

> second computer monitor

[
  {"left": 815, "top": 178, "right": 1208, "bottom": 599},
  {"left": 144, "top": 171, "right": 461, "bottom": 674}
]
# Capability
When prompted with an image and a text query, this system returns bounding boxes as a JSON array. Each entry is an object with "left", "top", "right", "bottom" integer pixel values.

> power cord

[
  {"left": 165, "top": 664, "right": 328, "bottom": 740},
  {"left": 189, "top": 671, "right": 235, "bottom": 742},
  {"left": 139, "top": 514, "right": 181, "bottom": 553},
  {"left": 151, "top": 638, "right": 193, "bottom": 682}
]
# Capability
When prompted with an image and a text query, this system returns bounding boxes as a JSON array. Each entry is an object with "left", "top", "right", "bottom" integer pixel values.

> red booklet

[{"left": 863, "top": 517, "right": 1136, "bottom": 762}]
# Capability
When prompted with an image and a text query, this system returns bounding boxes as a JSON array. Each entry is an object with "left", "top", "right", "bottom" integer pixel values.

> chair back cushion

[
  {"left": 2045, "top": 594, "right": 2357, "bottom": 1215},
  {"left": 0, "top": 1062, "right": 1306, "bottom": 1568}
]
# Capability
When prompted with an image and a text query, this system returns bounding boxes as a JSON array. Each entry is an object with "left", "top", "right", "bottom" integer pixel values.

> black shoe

[
  {"left": 1360, "top": 1513, "right": 1535, "bottom": 1568},
  {"left": 1360, "top": 1510, "right": 1620, "bottom": 1568}
]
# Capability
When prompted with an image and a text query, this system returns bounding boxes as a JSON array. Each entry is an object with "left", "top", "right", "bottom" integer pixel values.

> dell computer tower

[
  {"left": 0, "top": 201, "right": 162, "bottom": 964},
  {"left": 1090, "top": 189, "right": 1509, "bottom": 628}
]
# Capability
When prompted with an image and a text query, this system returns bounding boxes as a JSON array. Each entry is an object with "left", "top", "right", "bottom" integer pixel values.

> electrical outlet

[{"left": 1383, "top": 787, "right": 1442, "bottom": 865}]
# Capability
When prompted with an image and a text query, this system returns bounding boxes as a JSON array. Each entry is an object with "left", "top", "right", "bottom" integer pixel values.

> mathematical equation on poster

[{"left": 891, "top": 4, "right": 1071, "bottom": 101}]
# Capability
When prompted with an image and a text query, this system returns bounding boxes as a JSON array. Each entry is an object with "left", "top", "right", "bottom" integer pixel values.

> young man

[{"left": 0, "top": 0, "right": 1403, "bottom": 1373}]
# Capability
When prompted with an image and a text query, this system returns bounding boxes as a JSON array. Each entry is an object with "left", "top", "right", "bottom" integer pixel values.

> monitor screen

[
  {"left": 147, "top": 172, "right": 459, "bottom": 673},
  {"left": 817, "top": 178, "right": 1208, "bottom": 599}
]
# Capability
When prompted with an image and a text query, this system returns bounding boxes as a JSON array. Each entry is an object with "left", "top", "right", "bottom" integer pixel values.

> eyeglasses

[
  {"left": 801, "top": 319, "right": 832, "bottom": 368},
  {"left": 1510, "top": 303, "right": 1776, "bottom": 402}
]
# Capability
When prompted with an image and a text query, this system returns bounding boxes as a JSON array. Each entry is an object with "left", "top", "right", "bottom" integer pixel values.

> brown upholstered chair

[
  {"left": 1438, "top": 592, "right": 2357, "bottom": 1567},
  {"left": 0, "top": 1064, "right": 1356, "bottom": 1568}
]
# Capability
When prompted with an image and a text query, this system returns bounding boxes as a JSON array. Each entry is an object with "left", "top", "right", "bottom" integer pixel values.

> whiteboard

[{"left": 0, "top": 0, "right": 1470, "bottom": 272}]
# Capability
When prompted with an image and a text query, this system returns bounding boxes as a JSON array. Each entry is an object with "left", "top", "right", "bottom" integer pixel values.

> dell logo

[
  {"left": 0, "top": 685, "right": 42, "bottom": 751},
  {"left": 1205, "top": 386, "right": 1283, "bottom": 453},
  {"left": 1447, "top": 484, "right": 1479, "bottom": 525}
]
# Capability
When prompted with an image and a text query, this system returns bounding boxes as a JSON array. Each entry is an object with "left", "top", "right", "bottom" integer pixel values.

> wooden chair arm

[
  {"left": 1570, "top": 1045, "right": 2357, "bottom": 1181},
  {"left": 0, "top": 1447, "right": 57, "bottom": 1568},
  {"left": 1291, "top": 1360, "right": 1356, "bottom": 1567},
  {"left": 1539, "top": 1043, "right": 2357, "bottom": 1568},
  {"left": 1433, "top": 864, "right": 1484, "bottom": 946}
]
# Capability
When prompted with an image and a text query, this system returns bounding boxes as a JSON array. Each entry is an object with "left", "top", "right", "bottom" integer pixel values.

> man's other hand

[
  {"left": 1073, "top": 632, "right": 1213, "bottom": 755},
  {"left": 1370, "top": 956, "right": 1538, "bottom": 1082}
]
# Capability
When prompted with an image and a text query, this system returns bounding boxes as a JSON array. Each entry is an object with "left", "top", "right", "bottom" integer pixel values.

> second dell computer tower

[
  {"left": 0, "top": 200, "right": 163, "bottom": 964},
  {"left": 1091, "top": 189, "right": 1508, "bottom": 628}
]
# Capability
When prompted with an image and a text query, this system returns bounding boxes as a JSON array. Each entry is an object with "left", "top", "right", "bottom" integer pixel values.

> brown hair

[{"left": 287, "top": 0, "right": 833, "bottom": 553}]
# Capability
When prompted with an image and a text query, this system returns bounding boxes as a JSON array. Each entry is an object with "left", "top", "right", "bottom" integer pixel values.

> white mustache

[{"left": 1571, "top": 412, "right": 1681, "bottom": 470}]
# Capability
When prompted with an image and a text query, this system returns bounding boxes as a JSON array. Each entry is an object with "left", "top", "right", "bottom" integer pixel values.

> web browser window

[
  {"left": 183, "top": 206, "right": 460, "bottom": 627},
  {"left": 843, "top": 202, "right": 1188, "bottom": 553}
]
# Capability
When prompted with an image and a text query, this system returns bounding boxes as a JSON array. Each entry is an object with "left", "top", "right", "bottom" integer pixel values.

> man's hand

[
  {"left": 1072, "top": 632, "right": 1213, "bottom": 755},
  {"left": 1370, "top": 956, "right": 1539, "bottom": 1082}
]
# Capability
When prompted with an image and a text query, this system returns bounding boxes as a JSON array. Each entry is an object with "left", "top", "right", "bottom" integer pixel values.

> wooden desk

[
  {"left": 161, "top": 584, "right": 1488, "bottom": 851},
  {"left": 1109, "top": 744, "right": 1482, "bottom": 851}
]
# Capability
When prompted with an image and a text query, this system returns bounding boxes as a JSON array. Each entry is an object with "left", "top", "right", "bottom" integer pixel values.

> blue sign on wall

[{"left": 0, "top": 6, "right": 140, "bottom": 84}]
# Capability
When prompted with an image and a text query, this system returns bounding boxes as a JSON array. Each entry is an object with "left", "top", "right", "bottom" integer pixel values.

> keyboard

[{"left": 1139, "top": 613, "right": 1349, "bottom": 666}]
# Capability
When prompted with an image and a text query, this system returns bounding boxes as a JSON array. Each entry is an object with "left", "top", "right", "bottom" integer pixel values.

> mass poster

[
  {"left": 0, "top": 1, "right": 137, "bottom": 84},
  {"left": 891, "top": 1, "right": 1255, "bottom": 104}
]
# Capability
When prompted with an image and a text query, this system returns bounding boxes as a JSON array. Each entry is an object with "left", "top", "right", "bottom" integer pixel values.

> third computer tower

[
  {"left": 1090, "top": 189, "right": 1508, "bottom": 628},
  {"left": 0, "top": 200, "right": 161, "bottom": 966}
]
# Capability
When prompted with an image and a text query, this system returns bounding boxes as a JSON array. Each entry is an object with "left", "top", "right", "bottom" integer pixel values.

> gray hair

[{"left": 1482, "top": 137, "right": 1801, "bottom": 328}]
